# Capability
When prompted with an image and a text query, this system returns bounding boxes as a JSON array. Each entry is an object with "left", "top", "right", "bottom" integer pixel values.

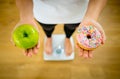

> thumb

[
  {"left": 10, "top": 35, "right": 16, "bottom": 47},
  {"left": 31, "top": 19, "right": 40, "bottom": 33}
]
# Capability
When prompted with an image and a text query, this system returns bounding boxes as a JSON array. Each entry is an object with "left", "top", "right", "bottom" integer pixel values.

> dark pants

[{"left": 37, "top": 21, "right": 80, "bottom": 38}]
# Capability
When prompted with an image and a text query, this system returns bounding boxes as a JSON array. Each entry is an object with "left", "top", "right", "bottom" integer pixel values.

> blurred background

[{"left": 0, "top": 0, "right": 120, "bottom": 79}]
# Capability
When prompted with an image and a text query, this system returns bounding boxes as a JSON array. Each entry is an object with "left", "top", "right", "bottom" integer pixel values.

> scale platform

[{"left": 43, "top": 34, "right": 74, "bottom": 61}]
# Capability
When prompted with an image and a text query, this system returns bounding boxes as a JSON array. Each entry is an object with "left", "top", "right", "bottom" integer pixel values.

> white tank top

[{"left": 33, "top": 0, "right": 89, "bottom": 24}]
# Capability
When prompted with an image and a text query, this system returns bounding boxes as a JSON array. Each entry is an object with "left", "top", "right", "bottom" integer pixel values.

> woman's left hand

[{"left": 76, "top": 18, "right": 106, "bottom": 58}]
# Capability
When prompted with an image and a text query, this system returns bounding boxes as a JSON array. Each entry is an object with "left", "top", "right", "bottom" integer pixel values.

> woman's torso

[{"left": 33, "top": 0, "right": 89, "bottom": 24}]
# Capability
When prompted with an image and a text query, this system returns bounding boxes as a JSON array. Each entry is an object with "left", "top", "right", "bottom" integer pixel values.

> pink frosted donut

[{"left": 76, "top": 25, "right": 102, "bottom": 50}]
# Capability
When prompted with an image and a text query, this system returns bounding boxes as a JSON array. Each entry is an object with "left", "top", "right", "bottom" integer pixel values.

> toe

[
  {"left": 45, "top": 45, "right": 52, "bottom": 55},
  {"left": 66, "top": 50, "right": 72, "bottom": 56}
]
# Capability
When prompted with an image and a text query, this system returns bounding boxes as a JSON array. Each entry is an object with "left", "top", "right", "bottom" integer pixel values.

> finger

[
  {"left": 76, "top": 44, "right": 79, "bottom": 48},
  {"left": 24, "top": 49, "right": 29, "bottom": 56},
  {"left": 88, "top": 50, "right": 93, "bottom": 58},
  {"left": 101, "top": 31, "right": 106, "bottom": 44},
  {"left": 78, "top": 47, "right": 84, "bottom": 56},
  {"left": 33, "top": 20, "right": 40, "bottom": 32},
  {"left": 36, "top": 42, "right": 40, "bottom": 49},
  {"left": 80, "top": 21, "right": 88, "bottom": 26},
  {"left": 90, "top": 20, "right": 106, "bottom": 44},
  {"left": 33, "top": 47, "right": 38, "bottom": 54},
  {"left": 97, "top": 27, "right": 106, "bottom": 44},
  {"left": 10, "top": 38, "right": 16, "bottom": 46},
  {"left": 11, "top": 24, "right": 21, "bottom": 46},
  {"left": 27, "top": 49, "right": 33, "bottom": 57},
  {"left": 83, "top": 50, "right": 89, "bottom": 58}
]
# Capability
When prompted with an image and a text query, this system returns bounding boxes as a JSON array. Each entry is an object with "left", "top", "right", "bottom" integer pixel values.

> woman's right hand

[{"left": 12, "top": 18, "right": 40, "bottom": 57}]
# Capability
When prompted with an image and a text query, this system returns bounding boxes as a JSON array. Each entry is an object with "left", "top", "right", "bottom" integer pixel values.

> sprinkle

[{"left": 77, "top": 25, "right": 102, "bottom": 50}]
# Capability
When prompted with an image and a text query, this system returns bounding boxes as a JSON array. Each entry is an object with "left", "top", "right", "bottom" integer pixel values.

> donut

[{"left": 76, "top": 23, "right": 102, "bottom": 50}]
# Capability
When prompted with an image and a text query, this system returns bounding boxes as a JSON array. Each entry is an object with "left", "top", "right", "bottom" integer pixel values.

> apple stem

[{"left": 23, "top": 32, "right": 28, "bottom": 37}]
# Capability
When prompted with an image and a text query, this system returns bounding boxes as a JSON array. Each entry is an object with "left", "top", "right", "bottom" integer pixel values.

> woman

[{"left": 14, "top": 0, "right": 107, "bottom": 58}]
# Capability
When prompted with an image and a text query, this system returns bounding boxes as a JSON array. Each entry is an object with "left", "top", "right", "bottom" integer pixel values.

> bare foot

[
  {"left": 45, "top": 37, "right": 52, "bottom": 55},
  {"left": 64, "top": 38, "right": 73, "bottom": 56}
]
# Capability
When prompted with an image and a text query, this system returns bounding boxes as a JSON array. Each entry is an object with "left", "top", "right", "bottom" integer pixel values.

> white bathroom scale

[{"left": 43, "top": 34, "right": 74, "bottom": 61}]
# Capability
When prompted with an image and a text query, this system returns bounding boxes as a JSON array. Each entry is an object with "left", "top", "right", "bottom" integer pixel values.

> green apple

[{"left": 12, "top": 24, "right": 39, "bottom": 49}]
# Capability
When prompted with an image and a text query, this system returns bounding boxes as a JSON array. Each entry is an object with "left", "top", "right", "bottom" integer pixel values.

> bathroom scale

[{"left": 43, "top": 34, "right": 74, "bottom": 61}]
